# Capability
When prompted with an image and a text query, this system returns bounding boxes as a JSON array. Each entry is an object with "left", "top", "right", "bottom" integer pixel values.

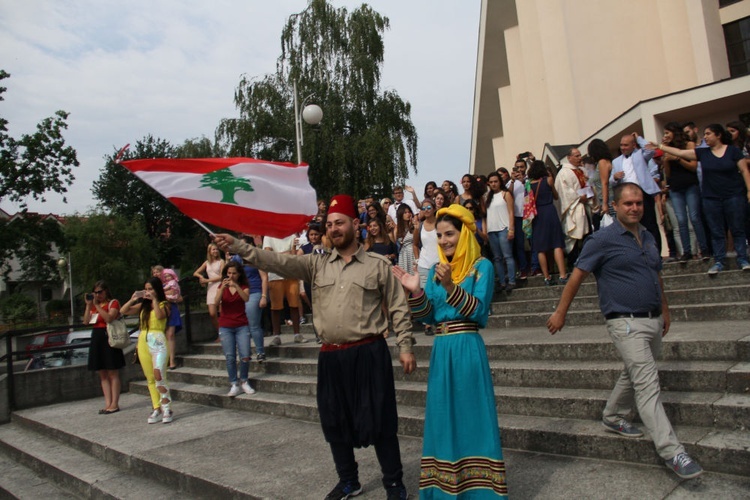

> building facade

[{"left": 471, "top": 0, "right": 750, "bottom": 171}]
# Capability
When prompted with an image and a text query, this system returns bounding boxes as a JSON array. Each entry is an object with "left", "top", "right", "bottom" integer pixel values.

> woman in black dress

[
  {"left": 84, "top": 280, "right": 126, "bottom": 414},
  {"left": 528, "top": 161, "right": 568, "bottom": 286}
]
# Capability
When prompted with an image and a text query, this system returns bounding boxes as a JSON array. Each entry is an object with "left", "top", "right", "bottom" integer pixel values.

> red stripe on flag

[
  {"left": 122, "top": 157, "right": 306, "bottom": 174},
  {"left": 170, "top": 197, "right": 311, "bottom": 238}
]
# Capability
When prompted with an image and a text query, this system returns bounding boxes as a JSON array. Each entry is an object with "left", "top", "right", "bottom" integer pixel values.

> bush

[
  {"left": 0, "top": 294, "right": 38, "bottom": 323},
  {"left": 45, "top": 299, "right": 69, "bottom": 320}
]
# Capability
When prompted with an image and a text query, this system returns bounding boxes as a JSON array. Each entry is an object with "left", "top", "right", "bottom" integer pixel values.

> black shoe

[
  {"left": 386, "top": 485, "right": 409, "bottom": 500},
  {"left": 325, "top": 481, "right": 362, "bottom": 500},
  {"left": 678, "top": 253, "right": 691, "bottom": 263}
]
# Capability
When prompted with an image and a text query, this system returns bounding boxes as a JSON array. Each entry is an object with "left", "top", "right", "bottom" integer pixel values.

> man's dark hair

[
  {"left": 682, "top": 121, "right": 697, "bottom": 129},
  {"left": 612, "top": 182, "right": 644, "bottom": 202},
  {"left": 308, "top": 223, "right": 322, "bottom": 233}
]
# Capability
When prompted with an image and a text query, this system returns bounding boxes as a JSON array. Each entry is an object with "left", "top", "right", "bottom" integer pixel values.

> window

[
  {"left": 719, "top": 0, "right": 742, "bottom": 8},
  {"left": 724, "top": 16, "right": 750, "bottom": 77}
]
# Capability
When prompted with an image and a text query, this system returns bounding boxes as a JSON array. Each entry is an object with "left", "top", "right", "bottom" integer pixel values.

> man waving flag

[{"left": 120, "top": 157, "right": 318, "bottom": 238}]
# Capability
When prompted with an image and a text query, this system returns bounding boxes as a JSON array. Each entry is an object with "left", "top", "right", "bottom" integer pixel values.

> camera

[
  {"left": 85, "top": 293, "right": 94, "bottom": 300},
  {"left": 519, "top": 151, "right": 531, "bottom": 159},
  {"left": 134, "top": 290, "right": 145, "bottom": 298}
]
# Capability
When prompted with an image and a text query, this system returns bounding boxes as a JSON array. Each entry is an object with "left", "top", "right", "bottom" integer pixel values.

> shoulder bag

[{"left": 106, "top": 300, "right": 130, "bottom": 349}]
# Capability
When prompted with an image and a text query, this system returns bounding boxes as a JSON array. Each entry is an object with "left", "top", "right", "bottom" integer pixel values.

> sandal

[{"left": 104, "top": 408, "right": 120, "bottom": 414}]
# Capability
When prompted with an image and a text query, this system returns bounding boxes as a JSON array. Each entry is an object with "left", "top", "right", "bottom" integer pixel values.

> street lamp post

[
  {"left": 56, "top": 254, "right": 74, "bottom": 327},
  {"left": 293, "top": 81, "right": 323, "bottom": 165}
]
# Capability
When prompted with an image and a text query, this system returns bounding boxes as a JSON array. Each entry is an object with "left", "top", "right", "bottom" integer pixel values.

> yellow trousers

[{"left": 137, "top": 330, "right": 171, "bottom": 409}]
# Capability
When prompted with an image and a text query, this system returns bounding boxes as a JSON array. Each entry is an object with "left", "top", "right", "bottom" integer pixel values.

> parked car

[
  {"left": 65, "top": 329, "right": 93, "bottom": 366},
  {"left": 25, "top": 332, "right": 68, "bottom": 357}
]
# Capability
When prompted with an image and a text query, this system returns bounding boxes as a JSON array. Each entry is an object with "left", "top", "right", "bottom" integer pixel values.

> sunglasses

[
  {"left": 93, "top": 290, "right": 104, "bottom": 294},
  {"left": 421, "top": 205, "right": 433, "bottom": 210}
]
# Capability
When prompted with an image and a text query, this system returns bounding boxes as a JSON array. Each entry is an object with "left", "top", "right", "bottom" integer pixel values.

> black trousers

[{"left": 329, "top": 435, "right": 404, "bottom": 489}]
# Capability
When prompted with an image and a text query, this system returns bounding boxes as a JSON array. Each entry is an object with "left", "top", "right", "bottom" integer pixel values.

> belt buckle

[{"left": 440, "top": 323, "right": 448, "bottom": 335}]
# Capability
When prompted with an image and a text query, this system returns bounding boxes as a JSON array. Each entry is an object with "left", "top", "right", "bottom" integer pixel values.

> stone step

[
  {"left": 191, "top": 324, "right": 749, "bottom": 362},
  {"left": 175, "top": 351, "right": 748, "bottom": 394},
  {"left": 487, "top": 301, "right": 750, "bottom": 328},
  {"left": 154, "top": 367, "right": 749, "bottom": 429},
  {"left": 492, "top": 285, "right": 750, "bottom": 315},
  {"left": 515, "top": 258, "right": 744, "bottom": 288},
  {"left": 0, "top": 422, "right": 188, "bottom": 499},
  {"left": 129, "top": 380, "right": 750, "bottom": 477},
  {"left": 0, "top": 451, "right": 78, "bottom": 499},
  {"left": 507, "top": 269, "right": 750, "bottom": 299}
]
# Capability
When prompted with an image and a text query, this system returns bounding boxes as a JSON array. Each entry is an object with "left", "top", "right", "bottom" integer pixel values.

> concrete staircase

[
  {"left": 124, "top": 258, "right": 750, "bottom": 477},
  {"left": 0, "top": 258, "right": 748, "bottom": 498}
]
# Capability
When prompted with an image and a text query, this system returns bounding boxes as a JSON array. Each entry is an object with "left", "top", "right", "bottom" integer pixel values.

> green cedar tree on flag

[{"left": 120, "top": 158, "right": 317, "bottom": 238}]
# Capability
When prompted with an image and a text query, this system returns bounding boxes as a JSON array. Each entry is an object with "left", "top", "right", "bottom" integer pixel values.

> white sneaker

[
  {"left": 241, "top": 381, "right": 256, "bottom": 395},
  {"left": 294, "top": 333, "right": 308, "bottom": 343},
  {"left": 270, "top": 335, "right": 282, "bottom": 346},
  {"left": 227, "top": 384, "right": 241, "bottom": 397},
  {"left": 147, "top": 408, "right": 162, "bottom": 424},
  {"left": 162, "top": 410, "right": 173, "bottom": 424}
]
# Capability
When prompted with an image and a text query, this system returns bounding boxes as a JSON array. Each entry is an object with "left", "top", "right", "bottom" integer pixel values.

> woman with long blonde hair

[{"left": 193, "top": 243, "right": 224, "bottom": 332}]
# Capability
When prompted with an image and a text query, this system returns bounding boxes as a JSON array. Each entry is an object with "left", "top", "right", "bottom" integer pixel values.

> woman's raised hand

[{"left": 392, "top": 265, "right": 420, "bottom": 294}]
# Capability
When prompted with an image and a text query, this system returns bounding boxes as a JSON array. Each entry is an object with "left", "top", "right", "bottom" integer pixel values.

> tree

[
  {"left": 0, "top": 70, "right": 79, "bottom": 209},
  {"left": 216, "top": 0, "right": 418, "bottom": 201},
  {"left": 64, "top": 212, "right": 155, "bottom": 302},
  {"left": 0, "top": 69, "right": 79, "bottom": 281},
  {"left": 93, "top": 135, "right": 217, "bottom": 274}
]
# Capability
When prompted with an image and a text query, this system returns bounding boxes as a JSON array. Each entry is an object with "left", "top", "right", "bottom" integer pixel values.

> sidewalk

[{"left": 8, "top": 392, "right": 750, "bottom": 499}]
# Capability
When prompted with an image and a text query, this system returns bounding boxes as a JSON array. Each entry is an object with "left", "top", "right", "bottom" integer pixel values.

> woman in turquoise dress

[{"left": 393, "top": 204, "right": 508, "bottom": 498}]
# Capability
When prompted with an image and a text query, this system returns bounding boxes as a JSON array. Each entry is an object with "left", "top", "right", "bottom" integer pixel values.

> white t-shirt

[
  {"left": 506, "top": 179, "right": 524, "bottom": 217},
  {"left": 263, "top": 234, "right": 296, "bottom": 281}
]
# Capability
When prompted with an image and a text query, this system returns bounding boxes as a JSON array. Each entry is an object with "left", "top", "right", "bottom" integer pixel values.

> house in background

[
  {"left": 471, "top": 0, "right": 750, "bottom": 171},
  {"left": 0, "top": 209, "right": 69, "bottom": 323}
]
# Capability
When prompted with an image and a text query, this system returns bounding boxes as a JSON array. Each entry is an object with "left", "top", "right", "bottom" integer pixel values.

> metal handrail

[{"left": 1, "top": 275, "right": 196, "bottom": 413}]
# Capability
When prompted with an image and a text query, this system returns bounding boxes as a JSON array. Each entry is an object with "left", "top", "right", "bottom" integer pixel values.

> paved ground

[{"left": 10, "top": 391, "right": 750, "bottom": 500}]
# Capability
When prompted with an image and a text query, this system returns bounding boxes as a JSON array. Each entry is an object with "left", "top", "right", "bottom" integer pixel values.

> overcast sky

[{"left": 0, "top": 0, "right": 481, "bottom": 216}]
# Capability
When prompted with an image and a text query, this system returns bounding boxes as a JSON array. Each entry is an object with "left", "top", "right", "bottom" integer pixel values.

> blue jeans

[
  {"left": 702, "top": 196, "right": 749, "bottom": 265},
  {"left": 670, "top": 185, "right": 708, "bottom": 255},
  {"left": 488, "top": 229, "right": 516, "bottom": 285},
  {"left": 244, "top": 292, "right": 265, "bottom": 355},
  {"left": 219, "top": 325, "right": 251, "bottom": 384}
]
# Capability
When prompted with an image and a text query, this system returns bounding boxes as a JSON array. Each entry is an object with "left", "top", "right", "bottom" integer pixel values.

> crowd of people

[{"left": 80, "top": 119, "right": 747, "bottom": 496}]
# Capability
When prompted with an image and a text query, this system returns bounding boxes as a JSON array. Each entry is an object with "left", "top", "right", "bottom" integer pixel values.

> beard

[{"left": 330, "top": 225, "right": 356, "bottom": 250}]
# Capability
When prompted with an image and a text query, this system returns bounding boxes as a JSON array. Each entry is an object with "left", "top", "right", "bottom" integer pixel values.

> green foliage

[
  {"left": 0, "top": 214, "right": 66, "bottom": 281},
  {"left": 0, "top": 70, "right": 79, "bottom": 209},
  {"left": 0, "top": 293, "right": 38, "bottom": 323},
  {"left": 216, "top": 0, "right": 417, "bottom": 201},
  {"left": 92, "top": 135, "right": 212, "bottom": 272},
  {"left": 0, "top": 69, "right": 78, "bottom": 282},
  {"left": 63, "top": 212, "right": 155, "bottom": 302}
]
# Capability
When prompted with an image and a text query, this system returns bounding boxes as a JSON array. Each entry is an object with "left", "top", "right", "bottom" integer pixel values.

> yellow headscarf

[{"left": 436, "top": 204, "right": 482, "bottom": 285}]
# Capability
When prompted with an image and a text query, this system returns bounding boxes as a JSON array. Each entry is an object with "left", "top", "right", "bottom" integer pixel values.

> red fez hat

[{"left": 328, "top": 194, "right": 357, "bottom": 219}]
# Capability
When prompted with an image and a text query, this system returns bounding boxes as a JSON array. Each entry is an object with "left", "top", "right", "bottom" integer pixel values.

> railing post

[
  {"left": 184, "top": 293, "right": 192, "bottom": 346},
  {"left": 6, "top": 331, "right": 15, "bottom": 411}
]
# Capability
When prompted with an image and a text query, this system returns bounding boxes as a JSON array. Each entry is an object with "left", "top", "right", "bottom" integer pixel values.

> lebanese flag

[{"left": 120, "top": 157, "right": 318, "bottom": 238}]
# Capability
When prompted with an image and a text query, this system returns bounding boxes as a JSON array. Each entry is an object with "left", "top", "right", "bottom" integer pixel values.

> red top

[
  {"left": 89, "top": 300, "right": 119, "bottom": 328},
  {"left": 218, "top": 287, "right": 249, "bottom": 328}
]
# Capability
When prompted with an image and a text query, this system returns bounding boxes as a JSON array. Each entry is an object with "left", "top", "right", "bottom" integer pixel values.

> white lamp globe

[{"left": 302, "top": 104, "right": 323, "bottom": 125}]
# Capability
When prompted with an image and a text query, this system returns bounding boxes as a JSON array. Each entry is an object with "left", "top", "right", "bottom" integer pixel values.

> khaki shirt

[{"left": 229, "top": 239, "right": 415, "bottom": 354}]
